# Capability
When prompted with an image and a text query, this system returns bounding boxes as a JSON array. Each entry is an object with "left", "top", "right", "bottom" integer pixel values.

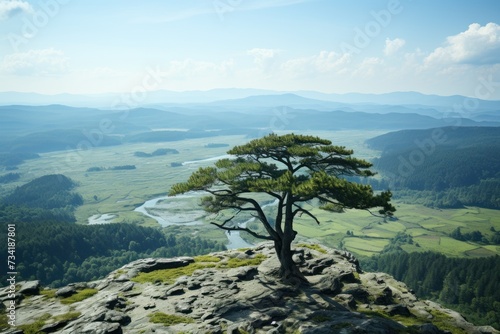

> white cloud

[
  {"left": 0, "top": 0, "right": 32, "bottom": 20},
  {"left": 0, "top": 49, "right": 69, "bottom": 76},
  {"left": 281, "top": 51, "right": 351, "bottom": 78},
  {"left": 425, "top": 22, "right": 500, "bottom": 66},
  {"left": 247, "top": 48, "right": 280, "bottom": 73},
  {"left": 384, "top": 38, "right": 406, "bottom": 56},
  {"left": 353, "top": 57, "right": 383, "bottom": 77}
]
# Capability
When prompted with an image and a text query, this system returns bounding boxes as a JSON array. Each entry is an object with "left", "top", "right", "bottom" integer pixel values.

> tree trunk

[{"left": 274, "top": 237, "right": 308, "bottom": 285}]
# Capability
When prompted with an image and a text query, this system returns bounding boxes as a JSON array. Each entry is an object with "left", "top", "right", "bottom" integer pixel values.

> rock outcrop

[{"left": 1, "top": 242, "right": 498, "bottom": 334}]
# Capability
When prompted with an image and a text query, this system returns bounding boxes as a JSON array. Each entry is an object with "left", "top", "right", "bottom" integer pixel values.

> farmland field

[{"left": 5, "top": 130, "right": 500, "bottom": 258}]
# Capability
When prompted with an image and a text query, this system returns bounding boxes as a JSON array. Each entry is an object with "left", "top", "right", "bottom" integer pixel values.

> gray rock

[
  {"left": 103, "top": 294, "right": 127, "bottom": 309},
  {"left": 386, "top": 303, "right": 411, "bottom": 316},
  {"left": 374, "top": 286, "right": 394, "bottom": 305},
  {"left": 129, "top": 257, "right": 194, "bottom": 273},
  {"left": 55, "top": 286, "right": 76, "bottom": 298},
  {"left": 315, "top": 274, "right": 341, "bottom": 295},
  {"left": 227, "top": 266, "right": 257, "bottom": 280},
  {"left": 143, "top": 302, "right": 156, "bottom": 310},
  {"left": 18, "top": 280, "right": 40, "bottom": 295},
  {"left": 9, "top": 243, "right": 498, "bottom": 334},
  {"left": 416, "top": 323, "right": 447, "bottom": 334},
  {"left": 40, "top": 320, "right": 70, "bottom": 333},
  {"left": 79, "top": 322, "right": 122, "bottom": 334},
  {"left": 175, "top": 301, "right": 193, "bottom": 314},
  {"left": 104, "top": 310, "right": 131, "bottom": 325},
  {"left": 333, "top": 293, "right": 356, "bottom": 309},
  {"left": 118, "top": 282, "right": 134, "bottom": 292}
]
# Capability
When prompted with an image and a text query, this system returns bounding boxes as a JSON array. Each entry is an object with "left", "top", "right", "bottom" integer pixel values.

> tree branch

[
  {"left": 210, "top": 222, "right": 274, "bottom": 240},
  {"left": 292, "top": 205, "right": 321, "bottom": 225}
]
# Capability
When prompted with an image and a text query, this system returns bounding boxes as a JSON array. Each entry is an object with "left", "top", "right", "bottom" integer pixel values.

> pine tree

[{"left": 169, "top": 133, "right": 395, "bottom": 283}]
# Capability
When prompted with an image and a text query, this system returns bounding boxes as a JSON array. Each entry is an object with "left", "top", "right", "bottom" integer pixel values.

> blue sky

[{"left": 0, "top": 0, "right": 499, "bottom": 98}]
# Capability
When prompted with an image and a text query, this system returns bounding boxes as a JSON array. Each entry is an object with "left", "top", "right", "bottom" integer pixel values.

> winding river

[{"left": 134, "top": 192, "right": 255, "bottom": 249}]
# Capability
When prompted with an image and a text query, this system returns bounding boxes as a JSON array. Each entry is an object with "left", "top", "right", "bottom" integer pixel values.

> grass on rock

[
  {"left": 60, "top": 288, "right": 98, "bottom": 304},
  {"left": 149, "top": 312, "right": 194, "bottom": 326},
  {"left": 132, "top": 253, "right": 267, "bottom": 284}
]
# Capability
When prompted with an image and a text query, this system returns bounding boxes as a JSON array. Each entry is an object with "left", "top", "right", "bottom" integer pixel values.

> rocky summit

[{"left": 2, "top": 243, "right": 499, "bottom": 334}]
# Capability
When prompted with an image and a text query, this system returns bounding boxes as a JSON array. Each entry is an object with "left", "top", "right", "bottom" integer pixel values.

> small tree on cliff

[{"left": 169, "top": 133, "right": 395, "bottom": 283}]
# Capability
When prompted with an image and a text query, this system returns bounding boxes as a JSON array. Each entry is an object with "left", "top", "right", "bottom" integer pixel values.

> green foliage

[
  {"left": 60, "top": 288, "right": 98, "bottom": 304},
  {"left": 40, "top": 288, "right": 57, "bottom": 299},
  {"left": 110, "top": 165, "right": 136, "bottom": 170},
  {"left": 2, "top": 174, "right": 83, "bottom": 210},
  {"left": 0, "top": 315, "right": 8, "bottom": 331},
  {"left": 297, "top": 243, "right": 327, "bottom": 254},
  {"left": 52, "top": 311, "right": 81, "bottom": 322},
  {"left": 148, "top": 312, "right": 194, "bottom": 326},
  {"left": 4, "top": 129, "right": 121, "bottom": 154},
  {"left": 428, "top": 310, "right": 468, "bottom": 334},
  {"left": 194, "top": 255, "right": 222, "bottom": 262},
  {"left": 134, "top": 148, "right": 179, "bottom": 157},
  {"left": 0, "top": 172, "right": 20, "bottom": 184},
  {"left": 0, "top": 152, "right": 39, "bottom": 167},
  {"left": 16, "top": 313, "right": 52, "bottom": 334},
  {"left": 0, "top": 220, "right": 224, "bottom": 287},
  {"left": 133, "top": 254, "right": 266, "bottom": 284},
  {"left": 132, "top": 262, "right": 217, "bottom": 284},
  {"left": 368, "top": 127, "right": 500, "bottom": 209},
  {"left": 219, "top": 254, "right": 267, "bottom": 268},
  {"left": 170, "top": 133, "right": 394, "bottom": 279},
  {"left": 366, "top": 251, "right": 500, "bottom": 329},
  {"left": 14, "top": 312, "right": 81, "bottom": 333}
]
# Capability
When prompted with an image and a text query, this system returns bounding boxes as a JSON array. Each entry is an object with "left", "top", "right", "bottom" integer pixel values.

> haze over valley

[{"left": 1, "top": 0, "right": 500, "bottom": 332}]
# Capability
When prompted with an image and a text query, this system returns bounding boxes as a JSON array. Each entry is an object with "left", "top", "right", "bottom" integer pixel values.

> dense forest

[
  {"left": 367, "top": 127, "right": 500, "bottom": 208},
  {"left": 363, "top": 251, "right": 500, "bottom": 329},
  {"left": 0, "top": 173, "right": 225, "bottom": 287},
  {"left": 2, "top": 174, "right": 83, "bottom": 210},
  {"left": 0, "top": 221, "right": 225, "bottom": 287}
]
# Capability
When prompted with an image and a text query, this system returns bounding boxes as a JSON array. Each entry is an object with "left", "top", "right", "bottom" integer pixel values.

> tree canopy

[{"left": 170, "top": 133, "right": 395, "bottom": 282}]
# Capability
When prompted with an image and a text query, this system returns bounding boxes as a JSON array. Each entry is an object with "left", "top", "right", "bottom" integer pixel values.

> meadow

[{"left": 6, "top": 130, "right": 499, "bottom": 258}]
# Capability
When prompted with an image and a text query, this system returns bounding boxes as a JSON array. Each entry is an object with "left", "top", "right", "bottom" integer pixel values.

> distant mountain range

[{"left": 1, "top": 89, "right": 499, "bottom": 109}]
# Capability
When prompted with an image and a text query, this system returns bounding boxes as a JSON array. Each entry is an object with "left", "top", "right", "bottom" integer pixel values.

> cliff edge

[{"left": 2, "top": 242, "right": 498, "bottom": 334}]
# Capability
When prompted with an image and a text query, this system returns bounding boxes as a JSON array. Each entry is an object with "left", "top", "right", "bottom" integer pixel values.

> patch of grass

[
  {"left": 60, "top": 288, "right": 98, "bottom": 304},
  {"left": 113, "top": 269, "right": 126, "bottom": 279},
  {"left": 218, "top": 254, "right": 267, "bottom": 268},
  {"left": 359, "top": 310, "right": 390, "bottom": 319},
  {"left": 132, "top": 262, "right": 217, "bottom": 284},
  {"left": 391, "top": 314, "right": 422, "bottom": 327},
  {"left": 40, "top": 288, "right": 57, "bottom": 299},
  {"left": 17, "top": 313, "right": 51, "bottom": 334},
  {"left": 194, "top": 255, "right": 221, "bottom": 263},
  {"left": 0, "top": 314, "right": 9, "bottom": 331},
  {"left": 297, "top": 243, "right": 327, "bottom": 254},
  {"left": 148, "top": 312, "right": 194, "bottom": 326},
  {"left": 429, "top": 310, "right": 468, "bottom": 334},
  {"left": 52, "top": 311, "right": 81, "bottom": 322}
]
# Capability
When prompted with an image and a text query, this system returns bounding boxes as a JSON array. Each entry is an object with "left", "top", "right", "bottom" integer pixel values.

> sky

[{"left": 0, "top": 0, "right": 500, "bottom": 99}]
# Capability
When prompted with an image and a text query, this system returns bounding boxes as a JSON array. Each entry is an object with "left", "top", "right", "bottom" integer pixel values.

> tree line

[
  {"left": 0, "top": 173, "right": 225, "bottom": 287},
  {"left": 366, "top": 127, "right": 500, "bottom": 209},
  {"left": 0, "top": 221, "right": 225, "bottom": 287},
  {"left": 362, "top": 250, "right": 500, "bottom": 329}
]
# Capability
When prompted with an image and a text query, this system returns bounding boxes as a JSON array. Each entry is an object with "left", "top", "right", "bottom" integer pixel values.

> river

[{"left": 134, "top": 192, "right": 259, "bottom": 249}]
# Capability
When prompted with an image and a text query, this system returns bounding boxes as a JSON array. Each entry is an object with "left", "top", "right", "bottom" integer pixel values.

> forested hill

[
  {"left": 366, "top": 126, "right": 500, "bottom": 208},
  {"left": 366, "top": 126, "right": 500, "bottom": 154},
  {"left": 2, "top": 174, "right": 83, "bottom": 210},
  {"left": 0, "top": 173, "right": 225, "bottom": 287}
]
